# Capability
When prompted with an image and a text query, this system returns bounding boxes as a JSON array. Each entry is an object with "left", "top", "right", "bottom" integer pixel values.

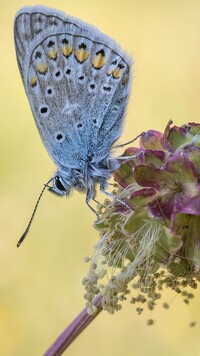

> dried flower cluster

[{"left": 83, "top": 121, "right": 200, "bottom": 320}]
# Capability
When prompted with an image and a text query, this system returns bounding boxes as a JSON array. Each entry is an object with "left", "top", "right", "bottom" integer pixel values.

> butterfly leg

[
  {"left": 116, "top": 151, "right": 144, "bottom": 161},
  {"left": 93, "top": 197, "right": 100, "bottom": 205},
  {"left": 86, "top": 191, "right": 100, "bottom": 218},
  {"left": 108, "top": 151, "right": 143, "bottom": 166},
  {"left": 100, "top": 182, "right": 130, "bottom": 210},
  {"left": 113, "top": 132, "right": 144, "bottom": 148}
]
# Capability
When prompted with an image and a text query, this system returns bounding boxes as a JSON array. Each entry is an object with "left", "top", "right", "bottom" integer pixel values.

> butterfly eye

[{"left": 54, "top": 176, "right": 66, "bottom": 191}]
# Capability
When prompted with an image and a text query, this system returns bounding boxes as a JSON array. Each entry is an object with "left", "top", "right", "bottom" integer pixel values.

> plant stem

[{"left": 43, "top": 294, "right": 103, "bottom": 356}]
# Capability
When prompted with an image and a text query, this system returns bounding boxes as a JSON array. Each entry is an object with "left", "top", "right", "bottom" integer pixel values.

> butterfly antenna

[{"left": 17, "top": 178, "right": 53, "bottom": 248}]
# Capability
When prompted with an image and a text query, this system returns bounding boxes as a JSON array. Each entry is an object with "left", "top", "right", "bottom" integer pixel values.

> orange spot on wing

[
  {"left": 47, "top": 49, "right": 57, "bottom": 60},
  {"left": 112, "top": 67, "right": 123, "bottom": 79},
  {"left": 30, "top": 76, "right": 37, "bottom": 87},
  {"left": 91, "top": 53, "right": 106, "bottom": 69},
  {"left": 107, "top": 67, "right": 114, "bottom": 76},
  {"left": 74, "top": 49, "right": 89, "bottom": 63},
  {"left": 35, "top": 63, "right": 48, "bottom": 74},
  {"left": 61, "top": 45, "right": 73, "bottom": 58}
]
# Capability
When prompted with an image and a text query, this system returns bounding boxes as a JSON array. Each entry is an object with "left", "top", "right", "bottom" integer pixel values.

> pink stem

[{"left": 43, "top": 294, "right": 103, "bottom": 356}]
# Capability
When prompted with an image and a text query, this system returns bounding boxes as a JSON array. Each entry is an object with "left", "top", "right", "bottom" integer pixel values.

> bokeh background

[{"left": 1, "top": 0, "right": 200, "bottom": 355}]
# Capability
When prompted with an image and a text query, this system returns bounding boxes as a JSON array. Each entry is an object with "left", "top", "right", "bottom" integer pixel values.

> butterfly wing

[{"left": 14, "top": 6, "right": 131, "bottom": 171}]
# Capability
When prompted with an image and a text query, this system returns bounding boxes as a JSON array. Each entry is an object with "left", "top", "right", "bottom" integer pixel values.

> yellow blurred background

[{"left": 1, "top": 0, "right": 200, "bottom": 355}]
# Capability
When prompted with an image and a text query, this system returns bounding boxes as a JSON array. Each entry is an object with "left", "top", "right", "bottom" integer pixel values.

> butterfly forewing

[{"left": 14, "top": 6, "right": 131, "bottom": 171}]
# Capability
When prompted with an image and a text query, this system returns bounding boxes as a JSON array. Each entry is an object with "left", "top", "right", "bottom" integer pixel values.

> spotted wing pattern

[{"left": 14, "top": 6, "right": 131, "bottom": 171}]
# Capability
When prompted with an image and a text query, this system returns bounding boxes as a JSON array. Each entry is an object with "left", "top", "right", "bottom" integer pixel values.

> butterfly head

[{"left": 49, "top": 175, "right": 72, "bottom": 196}]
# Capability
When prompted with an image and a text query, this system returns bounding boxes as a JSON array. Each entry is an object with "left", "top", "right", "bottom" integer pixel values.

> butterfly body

[{"left": 14, "top": 6, "right": 131, "bottom": 202}]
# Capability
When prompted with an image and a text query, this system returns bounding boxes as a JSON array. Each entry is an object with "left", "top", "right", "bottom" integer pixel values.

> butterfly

[{"left": 14, "top": 6, "right": 132, "bottom": 245}]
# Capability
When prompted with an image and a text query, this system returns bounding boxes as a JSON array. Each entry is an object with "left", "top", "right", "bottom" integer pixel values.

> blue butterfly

[{"left": 14, "top": 6, "right": 131, "bottom": 245}]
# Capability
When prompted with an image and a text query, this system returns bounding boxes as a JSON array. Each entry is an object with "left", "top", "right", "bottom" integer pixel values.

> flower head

[{"left": 83, "top": 121, "right": 200, "bottom": 318}]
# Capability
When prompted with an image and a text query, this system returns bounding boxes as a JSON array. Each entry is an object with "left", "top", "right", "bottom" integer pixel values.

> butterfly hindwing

[{"left": 14, "top": 6, "right": 131, "bottom": 171}]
